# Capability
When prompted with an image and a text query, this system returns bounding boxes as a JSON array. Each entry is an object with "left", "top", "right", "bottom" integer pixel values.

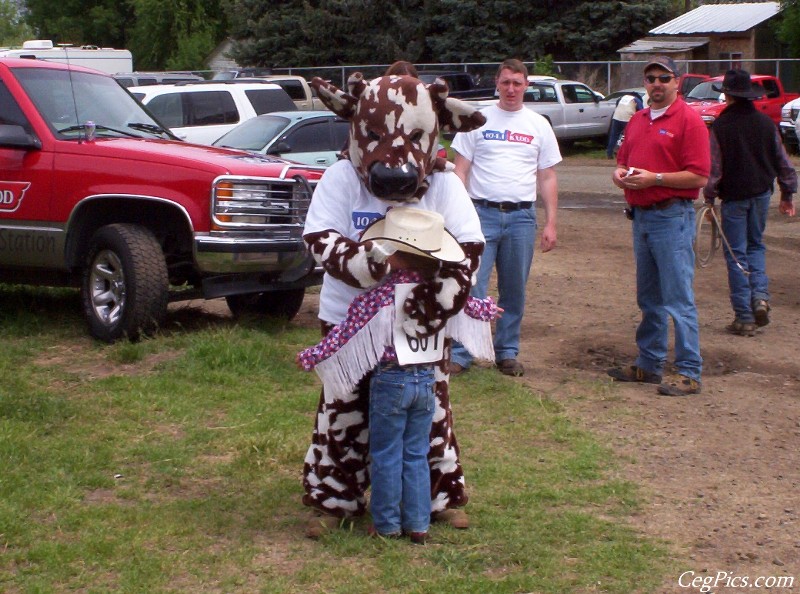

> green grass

[
  {"left": 0, "top": 286, "right": 672, "bottom": 593},
  {"left": 560, "top": 139, "right": 608, "bottom": 159}
]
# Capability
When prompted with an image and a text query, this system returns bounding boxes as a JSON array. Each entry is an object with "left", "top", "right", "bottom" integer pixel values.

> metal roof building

[
  {"left": 618, "top": 37, "right": 711, "bottom": 55},
  {"left": 650, "top": 2, "right": 780, "bottom": 35},
  {"left": 615, "top": 2, "right": 794, "bottom": 92}
]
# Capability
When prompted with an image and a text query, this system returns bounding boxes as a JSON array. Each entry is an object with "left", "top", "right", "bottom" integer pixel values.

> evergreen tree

[
  {"left": 226, "top": 0, "right": 677, "bottom": 67},
  {"left": 527, "top": 0, "right": 674, "bottom": 61},
  {"left": 226, "top": 0, "right": 428, "bottom": 67}
]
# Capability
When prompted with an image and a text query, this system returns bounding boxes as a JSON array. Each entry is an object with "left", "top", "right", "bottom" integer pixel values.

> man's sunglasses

[{"left": 645, "top": 74, "right": 675, "bottom": 84}]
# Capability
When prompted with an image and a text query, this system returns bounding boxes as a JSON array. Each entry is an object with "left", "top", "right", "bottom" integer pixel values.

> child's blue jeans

[{"left": 369, "top": 362, "right": 435, "bottom": 535}]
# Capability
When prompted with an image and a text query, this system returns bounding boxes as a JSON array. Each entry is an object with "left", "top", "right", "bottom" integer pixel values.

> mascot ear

[
  {"left": 310, "top": 74, "right": 366, "bottom": 119},
  {"left": 428, "top": 79, "right": 487, "bottom": 134}
]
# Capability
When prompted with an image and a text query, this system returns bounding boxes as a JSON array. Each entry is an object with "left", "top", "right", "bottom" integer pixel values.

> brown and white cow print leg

[{"left": 302, "top": 342, "right": 468, "bottom": 520}]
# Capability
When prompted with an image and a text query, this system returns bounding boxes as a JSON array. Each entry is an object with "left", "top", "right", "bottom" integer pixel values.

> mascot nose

[{"left": 368, "top": 163, "right": 420, "bottom": 201}]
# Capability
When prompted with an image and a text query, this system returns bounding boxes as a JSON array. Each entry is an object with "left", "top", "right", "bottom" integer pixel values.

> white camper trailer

[{"left": 0, "top": 40, "right": 132, "bottom": 74}]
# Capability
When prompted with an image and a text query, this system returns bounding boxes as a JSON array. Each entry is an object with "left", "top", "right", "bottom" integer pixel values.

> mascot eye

[
  {"left": 410, "top": 130, "right": 424, "bottom": 143},
  {"left": 367, "top": 131, "right": 381, "bottom": 142}
]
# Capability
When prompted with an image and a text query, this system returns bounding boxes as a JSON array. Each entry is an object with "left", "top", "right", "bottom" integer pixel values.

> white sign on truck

[{"left": 0, "top": 40, "right": 132, "bottom": 74}]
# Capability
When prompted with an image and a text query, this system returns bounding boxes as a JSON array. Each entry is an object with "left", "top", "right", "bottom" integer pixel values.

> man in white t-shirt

[
  {"left": 606, "top": 92, "right": 644, "bottom": 159},
  {"left": 450, "top": 58, "right": 562, "bottom": 377}
]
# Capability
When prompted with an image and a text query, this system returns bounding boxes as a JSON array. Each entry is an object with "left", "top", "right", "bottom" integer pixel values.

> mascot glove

[
  {"left": 367, "top": 240, "right": 397, "bottom": 264},
  {"left": 401, "top": 285, "right": 445, "bottom": 338},
  {"left": 402, "top": 316, "right": 437, "bottom": 339}
]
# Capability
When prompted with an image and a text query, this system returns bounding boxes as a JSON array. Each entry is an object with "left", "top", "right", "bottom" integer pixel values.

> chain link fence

[{"left": 241, "top": 58, "right": 800, "bottom": 97}]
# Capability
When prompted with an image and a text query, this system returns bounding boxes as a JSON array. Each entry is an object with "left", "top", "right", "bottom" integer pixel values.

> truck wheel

[
  {"left": 226, "top": 288, "right": 305, "bottom": 320},
  {"left": 81, "top": 224, "right": 169, "bottom": 343}
]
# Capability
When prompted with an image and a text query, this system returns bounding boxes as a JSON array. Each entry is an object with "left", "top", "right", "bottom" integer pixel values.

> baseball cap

[{"left": 643, "top": 56, "right": 679, "bottom": 76}]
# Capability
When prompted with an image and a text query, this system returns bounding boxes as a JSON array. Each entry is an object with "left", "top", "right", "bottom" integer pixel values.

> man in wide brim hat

[
  {"left": 704, "top": 69, "right": 797, "bottom": 337},
  {"left": 712, "top": 69, "right": 765, "bottom": 100}
]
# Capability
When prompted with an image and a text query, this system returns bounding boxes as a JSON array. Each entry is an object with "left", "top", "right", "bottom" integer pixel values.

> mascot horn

[{"left": 313, "top": 73, "right": 486, "bottom": 202}]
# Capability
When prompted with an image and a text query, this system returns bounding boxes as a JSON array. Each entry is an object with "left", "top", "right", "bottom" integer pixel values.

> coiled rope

[{"left": 694, "top": 204, "right": 749, "bottom": 276}]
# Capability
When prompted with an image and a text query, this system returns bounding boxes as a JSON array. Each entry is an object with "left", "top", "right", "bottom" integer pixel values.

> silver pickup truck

[{"left": 469, "top": 79, "right": 616, "bottom": 144}]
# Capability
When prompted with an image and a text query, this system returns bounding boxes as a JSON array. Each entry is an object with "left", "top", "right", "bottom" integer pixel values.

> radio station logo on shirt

[
  {"left": 0, "top": 181, "right": 31, "bottom": 213},
  {"left": 352, "top": 210, "right": 382, "bottom": 230},
  {"left": 482, "top": 129, "right": 534, "bottom": 144}
]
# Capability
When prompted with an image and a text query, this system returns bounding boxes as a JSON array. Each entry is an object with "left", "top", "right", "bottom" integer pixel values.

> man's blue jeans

[
  {"left": 369, "top": 364, "right": 435, "bottom": 535},
  {"left": 451, "top": 204, "right": 536, "bottom": 367},
  {"left": 720, "top": 192, "right": 771, "bottom": 323},
  {"left": 632, "top": 201, "right": 702, "bottom": 382}
]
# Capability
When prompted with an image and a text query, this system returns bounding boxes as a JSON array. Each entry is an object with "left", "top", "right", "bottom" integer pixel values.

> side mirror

[{"left": 0, "top": 124, "right": 41, "bottom": 150}]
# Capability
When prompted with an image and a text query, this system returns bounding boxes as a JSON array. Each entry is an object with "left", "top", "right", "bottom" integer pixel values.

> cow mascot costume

[{"left": 302, "top": 72, "right": 487, "bottom": 537}]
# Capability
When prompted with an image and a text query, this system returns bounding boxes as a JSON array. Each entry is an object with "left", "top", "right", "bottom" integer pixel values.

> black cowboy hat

[{"left": 712, "top": 69, "right": 764, "bottom": 100}]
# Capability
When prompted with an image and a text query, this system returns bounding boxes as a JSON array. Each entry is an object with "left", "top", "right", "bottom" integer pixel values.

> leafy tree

[
  {"left": 22, "top": 0, "right": 132, "bottom": 48},
  {"left": 128, "top": 0, "right": 227, "bottom": 70},
  {"left": 777, "top": 0, "right": 800, "bottom": 57},
  {"left": 22, "top": 0, "right": 226, "bottom": 70},
  {"left": 0, "top": 0, "right": 33, "bottom": 46}
]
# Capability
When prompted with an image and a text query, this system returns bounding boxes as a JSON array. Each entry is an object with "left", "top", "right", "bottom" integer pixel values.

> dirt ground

[
  {"left": 199, "top": 156, "right": 798, "bottom": 589},
  {"left": 511, "top": 158, "right": 800, "bottom": 589},
  {"left": 288, "top": 156, "right": 800, "bottom": 589}
]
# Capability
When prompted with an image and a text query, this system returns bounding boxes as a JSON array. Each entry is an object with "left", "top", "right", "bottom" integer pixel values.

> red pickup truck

[
  {"left": 0, "top": 58, "right": 324, "bottom": 341},
  {"left": 684, "top": 74, "right": 799, "bottom": 127}
]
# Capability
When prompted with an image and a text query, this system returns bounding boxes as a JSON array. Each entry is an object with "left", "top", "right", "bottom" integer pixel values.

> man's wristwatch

[{"left": 655, "top": 173, "right": 663, "bottom": 186}]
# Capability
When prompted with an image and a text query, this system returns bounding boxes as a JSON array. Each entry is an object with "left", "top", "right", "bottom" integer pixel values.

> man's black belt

[
  {"left": 635, "top": 197, "right": 685, "bottom": 211},
  {"left": 471, "top": 198, "right": 533, "bottom": 211}
]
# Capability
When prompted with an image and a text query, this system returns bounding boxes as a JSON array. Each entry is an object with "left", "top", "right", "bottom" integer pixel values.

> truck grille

[
  {"left": 211, "top": 175, "right": 316, "bottom": 229},
  {"left": 792, "top": 107, "right": 799, "bottom": 122}
]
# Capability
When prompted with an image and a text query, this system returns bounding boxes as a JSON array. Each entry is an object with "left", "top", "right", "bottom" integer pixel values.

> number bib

[{"left": 393, "top": 283, "right": 445, "bottom": 365}]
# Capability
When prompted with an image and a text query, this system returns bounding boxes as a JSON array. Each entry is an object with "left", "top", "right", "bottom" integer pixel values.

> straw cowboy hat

[
  {"left": 713, "top": 69, "right": 765, "bottom": 100},
  {"left": 362, "top": 208, "right": 466, "bottom": 263}
]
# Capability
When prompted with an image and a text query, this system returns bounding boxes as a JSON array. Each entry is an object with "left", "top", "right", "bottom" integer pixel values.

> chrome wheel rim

[{"left": 89, "top": 249, "right": 126, "bottom": 326}]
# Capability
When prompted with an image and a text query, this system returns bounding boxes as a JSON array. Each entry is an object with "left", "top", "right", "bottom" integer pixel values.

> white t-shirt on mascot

[
  {"left": 304, "top": 160, "right": 485, "bottom": 325},
  {"left": 451, "top": 104, "right": 562, "bottom": 203}
]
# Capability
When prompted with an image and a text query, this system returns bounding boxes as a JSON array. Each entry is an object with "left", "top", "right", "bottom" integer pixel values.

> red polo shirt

[{"left": 617, "top": 98, "right": 710, "bottom": 207}]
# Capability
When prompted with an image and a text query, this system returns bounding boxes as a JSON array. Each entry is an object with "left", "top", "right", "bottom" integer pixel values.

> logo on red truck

[{"left": 0, "top": 181, "right": 31, "bottom": 212}]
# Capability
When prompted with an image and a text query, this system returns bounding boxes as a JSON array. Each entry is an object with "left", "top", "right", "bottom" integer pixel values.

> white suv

[{"left": 129, "top": 80, "right": 296, "bottom": 145}]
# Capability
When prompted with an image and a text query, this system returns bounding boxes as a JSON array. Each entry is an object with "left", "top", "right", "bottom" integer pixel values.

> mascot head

[{"left": 311, "top": 73, "right": 486, "bottom": 203}]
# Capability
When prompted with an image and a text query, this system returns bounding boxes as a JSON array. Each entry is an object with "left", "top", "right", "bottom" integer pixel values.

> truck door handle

[{"left": 316, "top": 158, "right": 327, "bottom": 164}]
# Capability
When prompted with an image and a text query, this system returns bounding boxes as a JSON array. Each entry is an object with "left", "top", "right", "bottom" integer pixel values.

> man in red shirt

[{"left": 607, "top": 56, "right": 711, "bottom": 397}]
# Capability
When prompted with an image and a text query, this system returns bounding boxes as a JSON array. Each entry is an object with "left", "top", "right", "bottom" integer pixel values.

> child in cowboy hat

[{"left": 298, "top": 207, "right": 498, "bottom": 543}]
